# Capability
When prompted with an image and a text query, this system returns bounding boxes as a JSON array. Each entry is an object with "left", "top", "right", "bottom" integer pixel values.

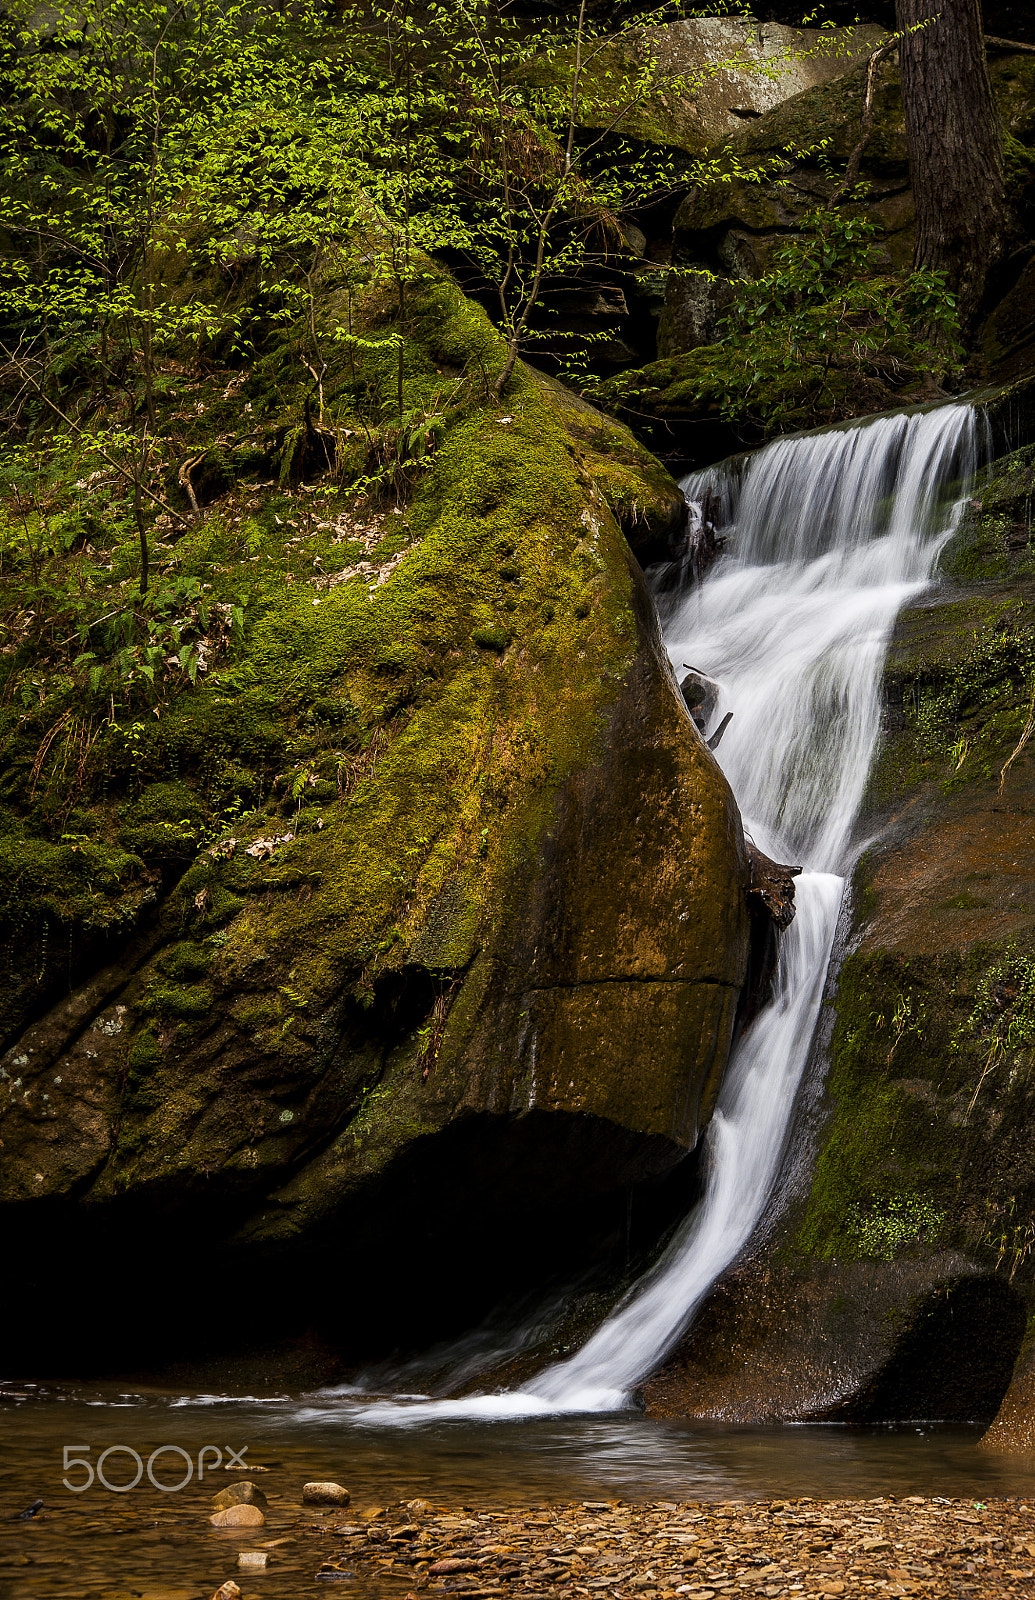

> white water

[{"left": 348, "top": 401, "right": 984, "bottom": 1427}]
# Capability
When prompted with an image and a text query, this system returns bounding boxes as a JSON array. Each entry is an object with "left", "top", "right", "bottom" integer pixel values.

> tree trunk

[{"left": 895, "top": 0, "right": 1008, "bottom": 329}]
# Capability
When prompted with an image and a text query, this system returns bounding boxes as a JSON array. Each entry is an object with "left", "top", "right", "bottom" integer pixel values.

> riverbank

[{"left": 303, "top": 1494, "right": 1035, "bottom": 1599}]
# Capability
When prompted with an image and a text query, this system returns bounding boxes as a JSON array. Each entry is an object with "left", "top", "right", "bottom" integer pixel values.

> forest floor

[{"left": 296, "top": 1495, "right": 1035, "bottom": 1599}]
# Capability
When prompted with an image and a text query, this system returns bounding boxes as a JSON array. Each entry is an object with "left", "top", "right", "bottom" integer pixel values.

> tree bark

[{"left": 895, "top": 0, "right": 1009, "bottom": 329}]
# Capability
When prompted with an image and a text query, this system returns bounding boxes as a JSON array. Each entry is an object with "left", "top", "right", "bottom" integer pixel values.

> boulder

[
  {"left": 584, "top": 20, "right": 885, "bottom": 157},
  {"left": 0, "top": 271, "right": 751, "bottom": 1374}
]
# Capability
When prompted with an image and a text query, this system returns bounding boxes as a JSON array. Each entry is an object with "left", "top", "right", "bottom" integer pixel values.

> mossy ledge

[{"left": 0, "top": 267, "right": 750, "bottom": 1372}]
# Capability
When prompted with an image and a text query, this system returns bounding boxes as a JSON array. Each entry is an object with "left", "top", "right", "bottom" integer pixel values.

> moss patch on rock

[{"left": 0, "top": 249, "right": 751, "bottom": 1369}]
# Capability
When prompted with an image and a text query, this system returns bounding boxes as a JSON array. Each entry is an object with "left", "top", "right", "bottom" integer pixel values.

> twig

[
  {"left": 966, "top": 1037, "right": 1002, "bottom": 1119},
  {"left": 178, "top": 452, "right": 205, "bottom": 515},
  {"left": 984, "top": 34, "right": 1035, "bottom": 54},
  {"left": 999, "top": 678, "right": 1035, "bottom": 795},
  {"left": 828, "top": 38, "right": 896, "bottom": 208},
  {"left": 5, "top": 351, "right": 187, "bottom": 525}
]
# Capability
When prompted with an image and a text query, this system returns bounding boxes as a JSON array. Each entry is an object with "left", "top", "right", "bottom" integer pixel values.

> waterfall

[{"left": 349, "top": 400, "right": 984, "bottom": 1426}]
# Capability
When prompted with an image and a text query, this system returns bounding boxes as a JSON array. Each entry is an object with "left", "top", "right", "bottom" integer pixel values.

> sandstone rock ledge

[{"left": 0, "top": 272, "right": 751, "bottom": 1372}]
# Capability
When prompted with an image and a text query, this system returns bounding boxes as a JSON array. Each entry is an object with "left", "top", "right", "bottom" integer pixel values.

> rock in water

[
  {"left": 237, "top": 1551, "right": 269, "bottom": 1568},
  {"left": 211, "top": 1481, "right": 268, "bottom": 1511},
  {"left": 14, "top": 1500, "right": 42, "bottom": 1520},
  {"left": 679, "top": 666, "right": 721, "bottom": 733},
  {"left": 303, "top": 1481, "right": 350, "bottom": 1506},
  {"left": 209, "top": 1585, "right": 242, "bottom": 1600},
  {"left": 209, "top": 1504, "right": 266, "bottom": 1528}
]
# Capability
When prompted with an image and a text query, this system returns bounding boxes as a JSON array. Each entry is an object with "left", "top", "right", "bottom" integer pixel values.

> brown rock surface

[{"left": 209, "top": 1503, "right": 266, "bottom": 1528}]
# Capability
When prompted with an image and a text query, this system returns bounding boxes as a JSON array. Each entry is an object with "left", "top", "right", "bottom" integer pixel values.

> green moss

[
  {"left": 144, "top": 983, "right": 214, "bottom": 1019},
  {"left": 0, "top": 243, "right": 687, "bottom": 1210},
  {"left": 798, "top": 925, "right": 1035, "bottom": 1273},
  {"left": 471, "top": 623, "right": 513, "bottom": 652},
  {"left": 127, "top": 1025, "right": 163, "bottom": 1076},
  {"left": 156, "top": 941, "right": 212, "bottom": 981},
  {"left": 796, "top": 952, "right": 962, "bottom": 1261},
  {"left": 940, "top": 448, "right": 1035, "bottom": 582}
]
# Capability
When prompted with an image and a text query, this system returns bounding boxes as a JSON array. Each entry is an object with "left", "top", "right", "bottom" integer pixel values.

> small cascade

[{"left": 349, "top": 401, "right": 986, "bottom": 1426}]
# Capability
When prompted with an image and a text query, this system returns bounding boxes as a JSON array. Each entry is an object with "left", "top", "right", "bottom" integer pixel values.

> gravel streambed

[{"left": 298, "top": 1495, "right": 1035, "bottom": 1600}]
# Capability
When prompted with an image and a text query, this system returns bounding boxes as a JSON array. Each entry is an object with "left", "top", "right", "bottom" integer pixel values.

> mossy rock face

[
  {"left": 643, "top": 441, "right": 1035, "bottom": 1430},
  {"left": 651, "top": 48, "right": 1035, "bottom": 399},
  {"left": 0, "top": 269, "right": 750, "bottom": 1370}
]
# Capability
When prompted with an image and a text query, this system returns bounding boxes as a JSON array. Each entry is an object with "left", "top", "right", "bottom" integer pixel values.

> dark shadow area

[
  {"left": 824, "top": 1276, "right": 1027, "bottom": 1424},
  {"left": 0, "top": 1107, "right": 712, "bottom": 1385}
]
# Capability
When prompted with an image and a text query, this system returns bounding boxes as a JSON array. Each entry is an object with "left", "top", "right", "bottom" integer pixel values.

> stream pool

[{"left": 3, "top": 1384, "right": 1035, "bottom": 1600}]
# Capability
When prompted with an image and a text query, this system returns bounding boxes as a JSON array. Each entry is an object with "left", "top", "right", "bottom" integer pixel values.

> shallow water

[{"left": 4, "top": 1386, "right": 1035, "bottom": 1599}]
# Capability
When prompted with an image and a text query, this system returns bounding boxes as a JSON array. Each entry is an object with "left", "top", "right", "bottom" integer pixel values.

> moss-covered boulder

[
  {"left": 642, "top": 436, "right": 1035, "bottom": 1431},
  {"left": 0, "top": 269, "right": 750, "bottom": 1371},
  {"left": 651, "top": 44, "right": 1035, "bottom": 377}
]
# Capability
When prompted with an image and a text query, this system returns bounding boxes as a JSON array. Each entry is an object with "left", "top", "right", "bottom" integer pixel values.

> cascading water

[{"left": 349, "top": 400, "right": 985, "bottom": 1426}]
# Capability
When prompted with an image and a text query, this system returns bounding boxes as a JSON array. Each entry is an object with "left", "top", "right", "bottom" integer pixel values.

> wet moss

[
  {"left": 1, "top": 247, "right": 698, "bottom": 1219},
  {"left": 801, "top": 445, "right": 1035, "bottom": 1279}
]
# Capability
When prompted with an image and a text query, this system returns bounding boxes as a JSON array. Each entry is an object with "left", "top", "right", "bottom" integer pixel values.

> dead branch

[
  {"left": 178, "top": 451, "right": 205, "bottom": 515},
  {"left": 828, "top": 38, "right": 897, "bottom": 208},
  {"left": 999, "top": 679, "right": 1035, "bottom": 795}
]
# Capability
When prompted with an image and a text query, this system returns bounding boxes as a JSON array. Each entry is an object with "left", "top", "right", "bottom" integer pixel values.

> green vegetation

[
  {"left": 599, "top": 207, "right": 961, "bottom": 432},
  {"left": 796, "top": 444, "right": 1035, "bottom": 1279},
  {"left": 2, "top": 0, "right": 721, "bottom": 1057},
  {"left": 795, "top": 943, "right": 1035, "bottom": 1266},
  {"left": 848, "top": 1194, "right": 947, "bottom": 1262}
]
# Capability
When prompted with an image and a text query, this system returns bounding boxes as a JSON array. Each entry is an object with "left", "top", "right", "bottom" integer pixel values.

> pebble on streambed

[
  {"left": 212, "top": 1480, "right": 268, "bottom": 1511},
  {"left": 208, "top": 1582, "right": 241, "bottom": 1600},
  {"left": 209, "top": 1501, "right": 266, "bottom": 1528},
  {"left": 304, "top": 1480, "right": 351, "bottom": 1506},
  {"left": 292, "top": 1494, "right": 1035, "bottom": 1599}
]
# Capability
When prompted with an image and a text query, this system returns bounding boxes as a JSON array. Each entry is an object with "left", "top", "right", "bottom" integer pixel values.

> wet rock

[
  {"left": 209, "top": 1503, "right": 266, "bottom": 1528},
  {"left": 430, "top": 1558, "right": 483, "bottom": 1574},
  {"left": 211, "top": 1481, "right": 267, "bottom": 1511},
  {"left": 13, "top": 1500, "right": 42, "bottom": 1520},
  {"left": 303, "top": 1482, "right": 350, "bottom": 1506},
  {"left": 745, "top": 844, "right": 799, "bottom": 932},
  {"left": 209, "top": 1584, "right": 242, "bottom": 1600},
  {"left": 237, "top": 1550, "right": 269, "bottom": 1568},
  {"left": 679, "top": 668, "right": 720, "bottom": 734},
  {"left": 0, "top": 348, "right": 750, "bottom": 1376}
]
